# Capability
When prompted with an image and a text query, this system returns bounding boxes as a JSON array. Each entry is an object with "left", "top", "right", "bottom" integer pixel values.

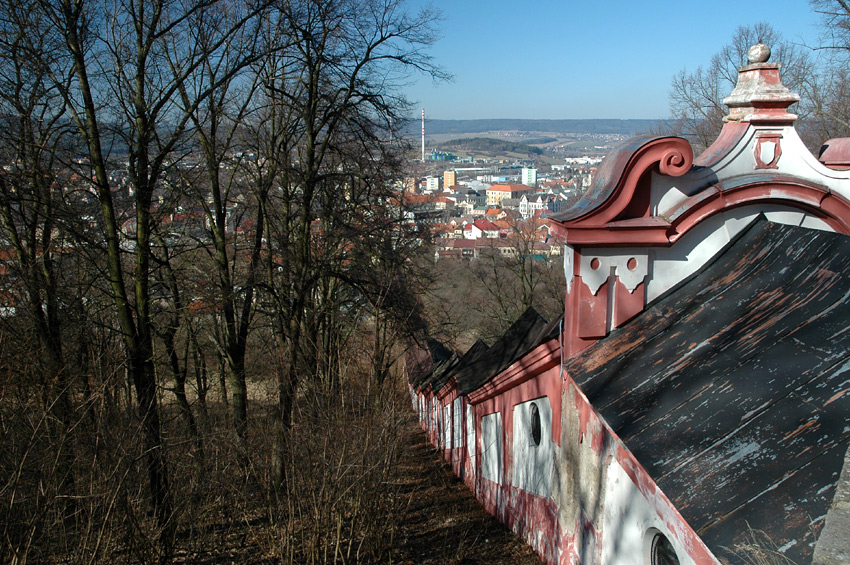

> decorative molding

[
  {"left": 576, "top": 137, "right": 694, "bottom": 226},
  {"left": 579, "top": 252, "right": 648, "bottom": 295},
  {"left": 754, "top": 132, "right": 782, "bottom": 169},
  {"left": 549, "top": 136, "right": 694, "bottom": 227},
  {"left": 563, "top": 244, "right": 574, "bottom": 292}
]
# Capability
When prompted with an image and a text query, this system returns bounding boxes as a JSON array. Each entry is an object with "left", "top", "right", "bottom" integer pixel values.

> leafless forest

[{"left": 0, "top": 0, "right": 453, "bottom": 561}]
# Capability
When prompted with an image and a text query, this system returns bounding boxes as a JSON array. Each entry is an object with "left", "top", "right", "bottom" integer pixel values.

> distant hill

[
  {"left": 438, "top": 137, "right": 545, "bottom": 155},
  {"left": 403, "top": 119, "right": 660, "bottom": 136}
]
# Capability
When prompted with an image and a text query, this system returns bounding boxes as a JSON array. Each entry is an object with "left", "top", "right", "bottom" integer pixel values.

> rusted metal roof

[
  {"left": 566, "top": 218, "right": 850, "bottom": 564},
  {"left": 819, "top": 137, "right": 850, "bottom": 170}
]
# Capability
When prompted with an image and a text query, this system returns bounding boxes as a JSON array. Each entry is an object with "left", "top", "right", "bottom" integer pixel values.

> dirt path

[{"left": 389, "top": 424, "right": 541, "bottom": 564}]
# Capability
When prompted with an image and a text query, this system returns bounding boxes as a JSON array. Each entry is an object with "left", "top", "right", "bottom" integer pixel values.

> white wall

[
  {"left": 511, "top": 397, "right": 554, "bottom": 498},
  {"left": 453, "top": 398, "right": 463, "bottom": 449},
  {"left": 601, "top": 459, "right": 696, "bottom": 565},
  {"left": 481, "top": 412, "right": 503, "bottom": 484},
  {"left": 647, "top": 205, "right": 834, "bottom": 303},
  {"left": 443, "top": 404, "right": 451, "bottom": 448},
  {"left": 466, "top": 404, "right": 476, "bottom": 470}
]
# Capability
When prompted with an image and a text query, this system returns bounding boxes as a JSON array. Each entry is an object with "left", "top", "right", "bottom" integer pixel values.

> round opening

[
  {"left": 590, "top": 257, "right": 600, "bottom": 270},
  {"left": 627, "top": 257, "right": 638, "bottom": 271},
  {"left": 650, "top": 532, "right": 680, "bottom": 565},
  {"left": 530, "top": 403, "right": 541, "bottom": 446}
]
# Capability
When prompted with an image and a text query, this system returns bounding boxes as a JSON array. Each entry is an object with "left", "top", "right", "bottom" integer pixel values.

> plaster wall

[
  {"left": 555, "top": 379, "right": 718, "bottom": 565},
  {"left": 412, "top": 342, "right": 718, "bottom": 564},
  {"left": 443, "top": 403, "right": 452, "bottom": 451},
  {"left": 512, "top": 397, "right": 554, "bottom": 498},
  {"left": 431, "top": 400, "right": 440, "bottom": 446},
  {"left": 465, "top": 403, "right": 476, "bottom": 488},
  {"left": 453, "top": 398, "right": 463, "bottom": 449},
  {"left": 646, "top": 204, "right": 833, "bottom": 303},
  {"left": 467, "top": 349, "right": 564, "bottom": 563},
  {"left": 481, "top": 412, "right": 503, "bottom": 485},
  {"left": 411, "top": 355, "right": 714, "bottom": 564},
  {"left": 601, "top": 459, "right": 696, "bottom": 565}
]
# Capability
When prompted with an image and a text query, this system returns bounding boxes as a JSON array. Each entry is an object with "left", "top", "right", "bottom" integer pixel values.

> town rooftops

[
  {"left": 486, "top": 184, "right": 534, "bottom": 192},
  {"left": 471, "top": 218, "right": 499, "bottom": 231}
]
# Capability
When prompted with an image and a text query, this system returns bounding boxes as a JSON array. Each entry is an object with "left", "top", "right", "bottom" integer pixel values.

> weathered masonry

[{"left": 406, "top": 44, "right": 850, "bottom": 564}]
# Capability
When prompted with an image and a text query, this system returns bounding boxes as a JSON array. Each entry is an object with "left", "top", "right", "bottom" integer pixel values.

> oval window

[
  {"left": 530, "top": 402, "right": 541, "bottom": 446},
  {"left": 650, "top": 532, "right": 679, "bottom": 565}
]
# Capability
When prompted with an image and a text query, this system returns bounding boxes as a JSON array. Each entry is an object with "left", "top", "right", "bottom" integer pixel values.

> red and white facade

[{"left": 408, "top": 45, "right": 850, "bottom": 564}]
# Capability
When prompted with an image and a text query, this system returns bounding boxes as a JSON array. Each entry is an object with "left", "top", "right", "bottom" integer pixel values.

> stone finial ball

[{"left": 747, "top": 43, "right": 771, "bottom": 64}]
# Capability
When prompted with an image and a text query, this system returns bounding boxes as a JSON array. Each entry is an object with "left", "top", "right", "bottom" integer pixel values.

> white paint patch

[
  {"left": 778, "top": 539, "right": 797, "bottom": 553},
  {"left": 601, "top": 459, "right": 698, "bottom": 565},
  {"left": 453, "top": 398, "right": 463, "bottom": 449},
  {"left": 466, "top": 404, "right": 476, "bottom": 471},
  {"left": 564, "top": 244, "right": 574, "bottom": 293},
  {"left": 482, "top": 412, "right": 503, "bottom": 485},
  {"left": 579, "top": 250, "right": 648, "bottom": 295},
  {"left": 444, "top": 404, "right": 452, "bottom": 448},
  {"left": 721, "top": 440, "right": 761, "bottom": 466},
  {"left": 511, "top": 397, "right": 554, "bottom": 498}
]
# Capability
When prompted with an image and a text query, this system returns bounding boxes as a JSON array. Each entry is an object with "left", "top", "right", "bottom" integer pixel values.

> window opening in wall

[
  {"left": 650, "top": 532, "right": 679, "bottom": 565},
  {"left": 530, "top": 402, "right": 541, "bottom": 446}
]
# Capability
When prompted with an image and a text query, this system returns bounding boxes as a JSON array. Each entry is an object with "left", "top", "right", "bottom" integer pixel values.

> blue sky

[{"left": 402, "top": 0, "right": 824, "bottom": 120}]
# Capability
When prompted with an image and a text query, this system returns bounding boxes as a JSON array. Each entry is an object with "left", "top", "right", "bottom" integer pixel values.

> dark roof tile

[{"left": 566, "top": 218, "right": 850, "bottom": 563}]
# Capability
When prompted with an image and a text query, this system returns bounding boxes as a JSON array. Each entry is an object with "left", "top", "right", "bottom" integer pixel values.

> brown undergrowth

[{"left": 1, "top": 355, "right": 539, "bottom": 564}]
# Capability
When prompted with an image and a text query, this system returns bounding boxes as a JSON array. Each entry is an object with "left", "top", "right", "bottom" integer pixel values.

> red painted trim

[
  {"left": 612, "top": 279, "right": 645, "bottom": 328},
  {"left": 436, "top": 375, "right": 458, "bottom": 402},
  {"left": 550, "top": 220, "right": 673, "bottom": 247},
  {"left": 553, "top": 177, "right": 850, "bottom": 248},
  {"left": 694, "top": 123, "right": 749, "bottom": 167},
  {"left": 667, "top": 178, "right": 850, "bottom": 239},
  {"left": 577, "top": 279, "right": 609, "bottom": 339},
  {"left": 570, "top": 137, "right": 693, "bottom": 226},
  {"left": 466, "top": 339, "right": 560, "bottom": 404}
]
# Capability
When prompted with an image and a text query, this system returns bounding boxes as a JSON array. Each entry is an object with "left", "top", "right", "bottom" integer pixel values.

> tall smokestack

[{"left": 421, "top": 108, "right": 425, "bottom": 163}]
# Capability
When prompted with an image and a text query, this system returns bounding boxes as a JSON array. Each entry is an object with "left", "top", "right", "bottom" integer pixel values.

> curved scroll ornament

[
  {"left": 553, "top": 136, "right": 694, "bottom": 227},
  {"left": 658, "top": 141, "right": 693, "bottom": 176}
]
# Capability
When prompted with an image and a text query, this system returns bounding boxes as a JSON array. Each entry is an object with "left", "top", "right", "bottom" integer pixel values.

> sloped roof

[
  {"left": 487, "top": 184, "right": 534, "bottom": 193},
  {"left": 548, "top": 135, "right": 663, "bottom": 223},
  {"left": 438, "top": 339, "right": 491, "bottom": 393},
  {"left": 417, "top": 352, "right": 460, "bottom": 393},
  {"left": 406, "top": 338, "right": 454, "bottom": 388},
  {"left": 565, "top": 218, "right": 850, "bottom": 564},
  {"left": 473, "top": 218, "right": 499, "bottom": 231},
  {"left": 456, "top": 307, "right": 558, "bottom": 395}
]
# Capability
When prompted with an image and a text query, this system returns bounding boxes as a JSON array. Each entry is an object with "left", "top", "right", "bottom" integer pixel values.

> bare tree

[
  {"left": 811, "top": 0, "right": 850, "bottom": 54},
  {"left": 0, "top": 0, "right": 446, "bottom": 558},
  {"left": 0, "top": 0, "right": 70, "bottom": 407},
  {"left": 172, "top": 0, "right": 271, "bottom": 453},
  {"left": 665, "top": 23, "right": 814, "bottom": 153},
  {"left": 32, "top": 0, "right": 268, "bottom": 554},
  {"left": 248, "top": 0, "right": 446, "bottom": 488},
  {"left": 0, "top": 0, "right": 83, "bottom": 542},
  {"left": 805, "top": 1, "right": 850, "bottom": 142}
]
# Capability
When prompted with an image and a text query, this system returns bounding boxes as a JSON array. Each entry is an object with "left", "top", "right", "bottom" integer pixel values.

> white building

[
  {"left": 521, "top": 167, "right": 537, "bottom": 187},
  {"left": 425, "top": 176, "right": 441, "bottom": 192}
]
